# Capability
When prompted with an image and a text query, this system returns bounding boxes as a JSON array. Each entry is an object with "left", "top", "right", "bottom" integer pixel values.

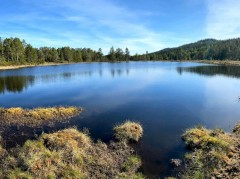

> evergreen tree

[
  {"left": 115, "top": 48, "right": 123, "bottom": 60},
  {"left": 3, "top": 38, "right": 13, "bottom": 61},
  {"left": 73, "top": 49, "right": 83, "bottom": 62},
  {"left": 62, "top": 47, "right": 73, "bottom": 62},
  {"left": 12, "top": 38, "right": 25, "bottom": 63},
  {"left": 25, "top": 44, "right": 38, "bottom": 63},
  {"left": 125, "top": 48, "right": 130, "bottom": 61},
  {"left": 82, "top": 48, "right": 92, "bottom": 62},
  {"left": 97, "top": 48, "right": 103, "bottom": 61},
  {"left": 109, "top": 46, "right": 115, "bottom": 61}
]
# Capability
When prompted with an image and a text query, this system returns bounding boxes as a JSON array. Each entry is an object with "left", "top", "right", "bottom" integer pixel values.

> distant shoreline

[
  {"left": 0, "top": 62, "right": 73, "bottom": 71},
  {"left": 195, "top": 60, "right": 240, "bottom": 66},
  {"left": 1, "top": 60, "right": 240, "bottom": 71}
]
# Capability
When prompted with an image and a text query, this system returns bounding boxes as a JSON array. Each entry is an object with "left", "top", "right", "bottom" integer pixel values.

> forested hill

[{"left": 133, "top": 38, "right": 240, "bottom": 61}]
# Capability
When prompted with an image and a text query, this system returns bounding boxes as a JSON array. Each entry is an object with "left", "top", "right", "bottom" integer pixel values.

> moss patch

[
  {"left": 0, "top": 106, "right": 82, "bottom": 126},
  {"left": 181, "top": 124, "right": 240, "bottom": 179}
]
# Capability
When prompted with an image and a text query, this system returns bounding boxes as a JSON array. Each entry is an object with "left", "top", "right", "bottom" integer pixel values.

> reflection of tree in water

[
  {"left": 177, "top": 65, "right": 240, "bottom": 78},
  {"left": 110, "top": 68, "right": 130, "bottom": 78},
  {"left": 0, "top": 76, "right": 35, "bottom": 93},
  {"left": 0, "top": 67, "right": 132, "bottom": 93}
]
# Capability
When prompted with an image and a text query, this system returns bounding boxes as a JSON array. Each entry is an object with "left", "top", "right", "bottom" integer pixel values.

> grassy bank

[
  {"left": 0, "top": 121, "right": 144, "bottom": 179},
  {"left": 195, "top": 60, "right": 240, "bottom": 66},
  {"left": 0, "top": 106, "right": 82, "bottom": 126},
  {"left": 0, "top": 62, "right": 74, "bottom": 71},
  {"left": 181, "top": 123, "right": 240, "bottom": 178}
]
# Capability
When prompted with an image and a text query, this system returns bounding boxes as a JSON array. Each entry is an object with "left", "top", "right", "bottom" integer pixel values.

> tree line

[
  {"left": 0, "top": 37, "right": 131, "bottom": 65},
  {"left": 1, "top": 37, "right": 240, "bottom": 64},
  {"left": 133, "top": 38, "right": 240, "bottom": 61}
]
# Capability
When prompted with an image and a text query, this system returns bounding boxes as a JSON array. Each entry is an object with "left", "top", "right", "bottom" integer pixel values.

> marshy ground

[
  {"left": 181, "top": 123, "right": 240, "bottom": 179},
  {"left": 0, "top": 121, "right": 144, "bottom": 179},
  {"left": 0, "top": 106, "right": 239, "bottom": 178},
  {"left": 0, "top": 106, "right": 82, "bottom": 126}
]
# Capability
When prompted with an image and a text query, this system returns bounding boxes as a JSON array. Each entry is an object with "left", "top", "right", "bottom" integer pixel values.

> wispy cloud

[
  {"left": 206, "top": 0, "right": 240, "bottom": 39},
  {"left": 0, "top": 0, "right": 190, "bottom": 54}
]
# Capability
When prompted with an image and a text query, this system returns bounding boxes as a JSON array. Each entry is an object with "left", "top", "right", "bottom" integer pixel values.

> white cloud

[
  {"left": 0, "top": 0, "right": 187, "bottom": 54},
  {"left": 206, "top": 0, "right": 240, "bottom": 39}
]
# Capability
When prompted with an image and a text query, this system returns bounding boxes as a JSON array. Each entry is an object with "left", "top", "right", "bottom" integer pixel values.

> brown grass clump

[
  {"left": 114, "top": 121, "right": 143, "bottom": 142},
  {"left": 0, "top": 122, "right": 144, "bottom": 178},
  {"left": 0, "top": 106, "right": 82, "bottom": 126},
  {"left": 11, "top": 129, "right": 91, "bottom": 178},
  {"left": 182, "top": 126, "right": 232, "bottom": 150},
  {"left": 42, "top": 128, "right": 91, "bottom": 151},
  {"left": 181, "top": 124, "right": 240, "bottom": 179}
]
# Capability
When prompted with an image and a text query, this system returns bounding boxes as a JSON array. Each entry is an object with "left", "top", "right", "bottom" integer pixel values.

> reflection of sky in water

[{"left": 0, "top": 62, "right": 240, "bottom": 177}]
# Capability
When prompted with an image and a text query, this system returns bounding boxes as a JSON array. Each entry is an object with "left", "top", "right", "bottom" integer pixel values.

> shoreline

[
  {"left": 194, "top": 60, "right": 240, "bottom": 66},
  {"left": 1, "top": 60, "right": 240, "bottom": 71},
  {"left": 0, "top": 62, "right": 74, "bottom": 71}
]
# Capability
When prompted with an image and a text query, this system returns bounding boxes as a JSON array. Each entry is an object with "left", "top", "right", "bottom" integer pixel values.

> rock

[{"left": 170, "top": 159, "right": 182, "bottom": 167}]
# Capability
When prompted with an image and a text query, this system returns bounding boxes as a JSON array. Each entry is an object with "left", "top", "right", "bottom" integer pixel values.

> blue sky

[{"left": 0, "top": 0, "right": 240, "bottom": 54}]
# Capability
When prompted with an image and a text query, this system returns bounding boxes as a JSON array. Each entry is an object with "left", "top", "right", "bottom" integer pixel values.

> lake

[{"left": 0, "top": 61, "right": 240, "bottom": 178}]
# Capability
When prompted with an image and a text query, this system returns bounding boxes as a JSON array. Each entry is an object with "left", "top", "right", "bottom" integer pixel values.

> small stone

[{"left": 170, "top": 159, "right": 182, "bottom": 167}]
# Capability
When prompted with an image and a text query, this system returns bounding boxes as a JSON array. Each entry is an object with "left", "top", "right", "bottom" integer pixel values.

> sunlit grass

[
  {"left": 0, "top": 106, "right": 82, "bottom": 126},
  {"left": 182, "top": 126, "right": 232, "bottom": 150},
  {"left": 182, "top": 123, "right": 240, "bottom": 178},
  {"left": 114, "top": 121, "right": 143, "bottom": 142},
  {"left": 0, "top": 121, "right": 144, "bottom": 178}
]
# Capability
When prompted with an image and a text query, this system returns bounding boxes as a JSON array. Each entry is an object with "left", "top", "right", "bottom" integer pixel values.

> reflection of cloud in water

[
  {"left": 199, "top": 76, "right": 240, "bottom": 131},
  {"left": 70, "top": 69, "right": 167, "bottom": 113},
  {"left": 177, "top": 64, "right": 240, "bottom": 130}
]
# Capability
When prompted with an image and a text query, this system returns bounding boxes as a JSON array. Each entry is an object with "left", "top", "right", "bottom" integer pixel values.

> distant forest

[
  {"left": 133, "top": 38, "right": 240, "bottom": 61},
  {"left": 0, "top": 37, "right": 130, "bottom": 65},
  {"left": 1, "top": 37, "right": 240, "bottom": 65}
]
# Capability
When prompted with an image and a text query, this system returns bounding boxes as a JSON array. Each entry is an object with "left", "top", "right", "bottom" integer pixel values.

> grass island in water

[{"left": 0, "top": 106, "right": 82, "bottom": 126}]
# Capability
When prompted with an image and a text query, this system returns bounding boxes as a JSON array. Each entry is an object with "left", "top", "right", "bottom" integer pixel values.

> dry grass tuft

[
  {"left": 181, "top": 124, "right": 240, "bottom": 179},
  {"left": 0, "top": 106, "right": 82, "bottom": 126},
  {"left": 0, "top": 121, "right": 144, "bottom": 178},
  {"left": 114, "top": 121, "right": 143, "bottom": 142},
  {"left": 182, "top": 126, "right": 232, "bottom": 150},
  {"left": 42, "top": 128, "right": 91, "bottom": 151}
]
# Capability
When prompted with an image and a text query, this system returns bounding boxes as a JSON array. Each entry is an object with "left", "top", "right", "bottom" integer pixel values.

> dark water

[{"left": 1, "top": 62, "right": 240, "bottom": 178}]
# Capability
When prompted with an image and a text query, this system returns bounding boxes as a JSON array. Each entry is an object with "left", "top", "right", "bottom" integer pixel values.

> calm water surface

[{"left": 1, "top": 62, "right": 240, "bottom": 178}]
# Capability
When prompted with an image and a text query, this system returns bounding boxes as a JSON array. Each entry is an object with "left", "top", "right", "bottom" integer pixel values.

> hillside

[{"left": 133, "top": 38, "right": 240, "bottom": 61}]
